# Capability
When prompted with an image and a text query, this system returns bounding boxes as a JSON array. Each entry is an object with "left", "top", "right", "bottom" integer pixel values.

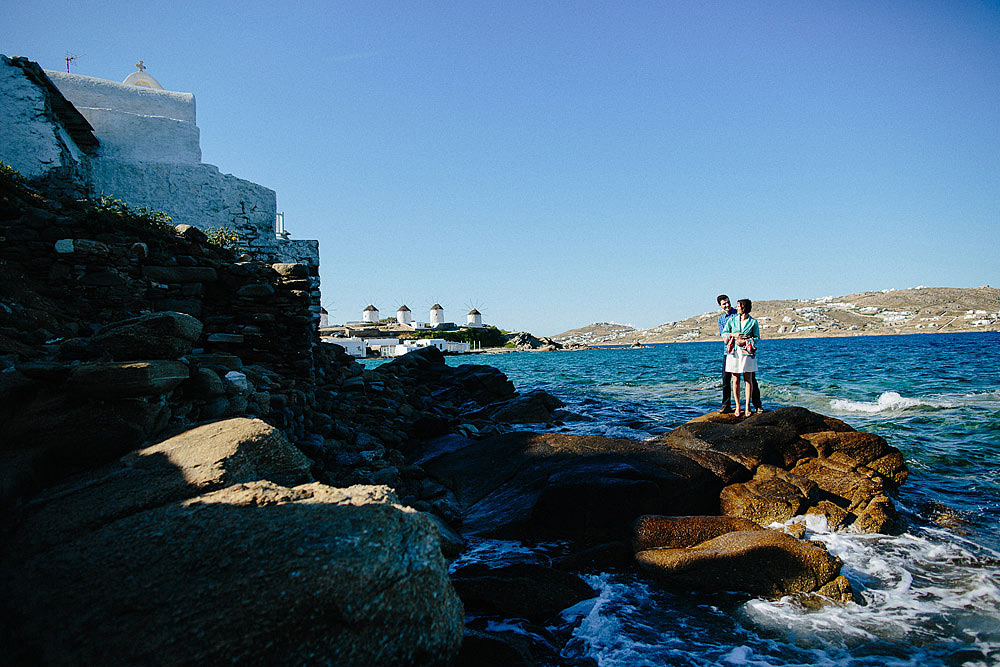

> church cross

[{"left": 135, "top": 60, "right": 146, "bottom": 72}]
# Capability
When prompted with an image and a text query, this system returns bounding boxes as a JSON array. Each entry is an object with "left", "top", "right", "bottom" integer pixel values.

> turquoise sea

[{"left": 439, "top": 332, "right": 1000, "bottom": 666}]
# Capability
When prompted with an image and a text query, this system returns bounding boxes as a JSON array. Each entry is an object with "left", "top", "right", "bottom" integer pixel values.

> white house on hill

[
  {"left": 362, "top": 305, "right": 379, "bottom": 323},
  {"left": 467, "top": 309, "right": 483, "bottom": 328},
  {"left": 396, "top": 305, "right": 412, "bottom": 325}
]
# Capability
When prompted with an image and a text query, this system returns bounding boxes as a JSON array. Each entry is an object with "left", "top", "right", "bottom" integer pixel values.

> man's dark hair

[
  {"left": 717, "top": 294, "right": 730, "bottom": 305},
  {"left": 737, "top": 298, "right": 752, "bottom": 314}
]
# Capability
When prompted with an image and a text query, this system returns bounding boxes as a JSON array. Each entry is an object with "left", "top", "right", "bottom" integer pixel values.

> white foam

[
  {"left": 744, "top": 526, "right": 1000, "bottom": 655},
  {"left": 830, "top": 391, "right": 956, "bottom": 413}
]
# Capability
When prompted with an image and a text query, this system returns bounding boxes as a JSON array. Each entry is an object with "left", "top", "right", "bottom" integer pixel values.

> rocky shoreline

[{"left": 0, "top": 170, "right": 911, "bottom": 665}]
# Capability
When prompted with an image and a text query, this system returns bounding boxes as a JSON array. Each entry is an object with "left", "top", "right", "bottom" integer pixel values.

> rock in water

[
  {"left": 635, "top": 528, "right": 848, "bottom": 600},
  {"left": 0, "top": 481, "right": 464, "bottom": 666}
]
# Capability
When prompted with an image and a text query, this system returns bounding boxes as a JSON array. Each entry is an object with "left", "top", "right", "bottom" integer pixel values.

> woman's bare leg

[
  {"left": 732, "top": 373, "right": 742, "bottom": 416},
  {"left": 744, "top": 372, "right": 754, "bottom": 414}
]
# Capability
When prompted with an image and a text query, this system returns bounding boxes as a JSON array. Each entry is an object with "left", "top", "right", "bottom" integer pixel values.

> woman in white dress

[{"left": 722, "top": 299, "right": 760, "bottom": 417}]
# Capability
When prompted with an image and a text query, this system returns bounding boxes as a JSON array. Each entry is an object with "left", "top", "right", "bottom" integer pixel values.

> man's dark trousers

[{"left": 722, "top": 356, "right": 761, "bottom": 410}]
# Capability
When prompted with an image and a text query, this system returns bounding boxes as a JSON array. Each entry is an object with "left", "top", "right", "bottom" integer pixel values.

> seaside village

[{"left": 320, "top": 304, "right": 485, "bottom": 358}]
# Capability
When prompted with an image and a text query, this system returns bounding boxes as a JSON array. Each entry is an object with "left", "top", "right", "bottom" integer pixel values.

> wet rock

[
  {"left": 806, "top": 500, "right": 850, "bottom": 531},
  {"left": 451, "top": 563, "right": 595, "bottom": 622},
  {"left": 801, "top": 430, "right": 908, "bottom": 488},
  {"left": 635, "top": 529, "right": 849, "bottom": 600},
  {"left": 552, "top": 541, "right": 633, "bottom": 572},
  {"left": 453, "top": 628, "right": 533, "bottom": 667},
  {"left": 485, "top": 390, "right": 565, "bottom": 424},
  {"left": 632, "top": 515, "right": 765, "bottom": 552},
  {"left": 790, "top": 452, "right": 897, "bottom": 533}
]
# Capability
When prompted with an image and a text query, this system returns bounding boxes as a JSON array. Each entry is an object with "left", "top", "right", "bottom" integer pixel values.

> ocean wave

[
  {"left": 830, "top": 391, "right": 957, "bottom": 413},
  {"left": 739, "top": 522, "right": 1000, "bottom": 661}
]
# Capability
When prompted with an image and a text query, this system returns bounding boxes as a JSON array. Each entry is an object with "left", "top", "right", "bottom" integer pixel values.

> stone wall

[{"left": 0, "top": 172, "right": 323, "bottom": 506}]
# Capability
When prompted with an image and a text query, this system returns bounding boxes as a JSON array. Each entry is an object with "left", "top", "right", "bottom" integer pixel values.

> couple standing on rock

[{"left": 718, "top": 294, "right": 762, "bottom": 417}]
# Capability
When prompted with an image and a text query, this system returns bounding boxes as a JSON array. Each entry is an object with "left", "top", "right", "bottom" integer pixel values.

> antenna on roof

[{"left": 65, "top": 52, "right": 86, "bottom": 73}]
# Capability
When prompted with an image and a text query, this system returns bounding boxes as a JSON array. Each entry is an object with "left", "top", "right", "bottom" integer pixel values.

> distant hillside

[{"left": 553, "top": 287, "right": 1000, "bottom": 345}]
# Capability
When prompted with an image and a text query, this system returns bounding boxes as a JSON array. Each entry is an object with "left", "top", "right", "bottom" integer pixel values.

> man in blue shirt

[{"left": 717, "top": 294, "right": 761, "bottom": 413}]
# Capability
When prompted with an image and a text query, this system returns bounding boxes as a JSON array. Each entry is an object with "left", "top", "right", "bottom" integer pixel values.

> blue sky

[{"left": 5, "top": 1, "right": 998, "bottom": 335}]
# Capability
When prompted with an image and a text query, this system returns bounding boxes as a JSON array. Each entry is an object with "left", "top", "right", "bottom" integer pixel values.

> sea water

[{"left": 441, "top": 332, "right": 1000, "bottom": 666}]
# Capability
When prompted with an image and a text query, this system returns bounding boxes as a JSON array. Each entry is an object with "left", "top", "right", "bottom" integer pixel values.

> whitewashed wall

[{"left": 0, "top": 56, "right": 87, "bottom": 179}]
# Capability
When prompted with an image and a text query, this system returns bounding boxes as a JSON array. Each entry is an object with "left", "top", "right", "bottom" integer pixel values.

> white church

[{"left": 0, "top": 55, "right": 317, "bottom": 268}]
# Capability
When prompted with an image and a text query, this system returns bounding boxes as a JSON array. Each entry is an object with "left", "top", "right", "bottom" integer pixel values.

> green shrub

[
  {"left": 204, "top": 225, "right": 243, "bottom": 251},
  {"left": 85, "top": 195, "right": 173, "bottom": 234}
]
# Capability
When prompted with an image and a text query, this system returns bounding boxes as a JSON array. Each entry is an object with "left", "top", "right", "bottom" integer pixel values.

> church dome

[{"left": 123, "top": 61, "right": 164, "bottom": 89}]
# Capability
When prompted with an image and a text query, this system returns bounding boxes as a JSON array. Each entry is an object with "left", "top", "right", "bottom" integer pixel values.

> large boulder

[
  {"left": 419, "top": 432, "right": 724, "bottom": 542},
  {"left": 0, "top": 481, "right": 464, "bottom": 666},
  {"left": 662, "top": 408, "right": 908, "bottom": 534},
  {"left": 3, "top": 418, "right": 314, "bottom": 556},
  {"left": 635, "top": 527, "right": 850, "bottom": 600},
  {"left": 632, "top": 515, "right": 764, "bottom": 552}
]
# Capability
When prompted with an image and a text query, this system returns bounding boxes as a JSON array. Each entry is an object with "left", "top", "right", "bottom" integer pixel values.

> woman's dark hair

[
  {"left": 717, "top": 294, "right": 730, "bottom": 305},
  {"left": 737, "top": 298, "right": 752, "bottom": 314}
]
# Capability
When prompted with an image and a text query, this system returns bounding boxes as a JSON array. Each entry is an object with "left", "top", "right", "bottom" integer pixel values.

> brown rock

[
  {"left": 790, "top": 453, "right": 884, "bottom": 511},
  {"left": 632, "top": 515, "right": 764, "bottom": 552},
  {"left": 806, "top": 500, "right": 851, "bottom": 532},
  {"left": 719, "top": 465, "right": 818, "bottom": 525},
  {"left": 853, "top": 495, "right": 898, "bottom": 534},
  {"left": 4, "top": 418, "right": 314, "bottom": 556},
  {"left": 635, "top": 529, "right": 845, "bottom": 599},
  {"left": 1, "top": 481, "right": 464, "bottom": 666},
  {"left": 812, "top": 575, "right": 856, "bottom": 605},
  {"left": 802, "top": 430, "right": 908, "bottom": 488}
]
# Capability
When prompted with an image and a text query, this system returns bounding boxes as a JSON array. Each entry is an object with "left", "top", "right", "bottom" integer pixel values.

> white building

[
  {"left": 362, "top": 305, "right": 379, "bottom": 323},
  {"left": 396, "top": 305, "right": 412, "bottom": 325},
  {"left": 320, "top": 337, "right": 366, "bottom": 358},
  {"left": 430, "top": 304, "right": 445, "bottom": 327},
  {"left": 0, "top": 55, "right": 318, "bottom": 267},
  {"left": 467, "top": 308, "right": 483, "bottom": 328}
]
